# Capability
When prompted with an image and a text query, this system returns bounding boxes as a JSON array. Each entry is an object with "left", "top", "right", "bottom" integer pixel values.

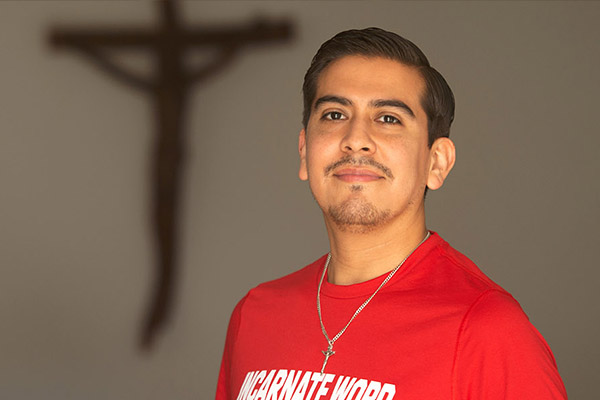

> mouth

[{"left": 333, "top": 168, "right": 384, "bottom": 183}]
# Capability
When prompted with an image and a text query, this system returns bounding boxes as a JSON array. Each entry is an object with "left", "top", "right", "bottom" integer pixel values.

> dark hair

[{"left": 302, "top": 28, "right": 455, "bottom": 147}]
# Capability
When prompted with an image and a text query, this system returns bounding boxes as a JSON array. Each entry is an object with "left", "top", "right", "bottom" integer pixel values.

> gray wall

[{"left": 1, "top": 1, "right": 598, "bottom": 399}]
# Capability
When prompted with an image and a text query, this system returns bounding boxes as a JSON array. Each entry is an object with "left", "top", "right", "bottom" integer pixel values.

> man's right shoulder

[
  {"left": 241, "top": 254, "right": 328, "bottom": 305},
  {"left": 253, "top": 254, "right": 327, "bottom": 293}
]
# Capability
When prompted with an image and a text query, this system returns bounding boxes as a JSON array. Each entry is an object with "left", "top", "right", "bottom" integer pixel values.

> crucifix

[
  {"left": 321, "top": 342, "right": 335, "bottom": 375},
  {"left": 49, "top": 0, "right": 293, "bottom": 349}
]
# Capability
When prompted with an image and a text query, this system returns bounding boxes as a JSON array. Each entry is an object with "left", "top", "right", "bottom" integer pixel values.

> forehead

[{"left": 315, "top": 55, "right": 426, "bottom": 114}]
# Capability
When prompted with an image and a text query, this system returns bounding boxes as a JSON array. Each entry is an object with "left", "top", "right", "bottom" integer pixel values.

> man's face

[{"left": 299, "top": 55, "right": 436, "bottom": 233}]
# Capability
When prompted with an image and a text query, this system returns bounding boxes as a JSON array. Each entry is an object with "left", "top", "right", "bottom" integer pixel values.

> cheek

[
  {"left": 385, "top": 143, "right": 429, "bottom": 182},
  {"left": 306, "top": 139, "right": 335, "bottom": 171},
  {"left": 305, "top": 153, "right": 327, "bottom": 187},
  {"left": 305, "top": 150, "right": 319, "bottom": 174}
]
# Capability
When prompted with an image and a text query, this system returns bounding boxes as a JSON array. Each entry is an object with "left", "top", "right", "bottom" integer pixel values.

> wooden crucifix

[{"left": 49, "top": 0, "right": 293, "bottom": 350}]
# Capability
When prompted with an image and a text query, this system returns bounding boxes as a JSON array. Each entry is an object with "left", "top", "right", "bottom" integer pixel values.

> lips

[{"left": 333, "top": 168, "right": 383, "bottom": 183}]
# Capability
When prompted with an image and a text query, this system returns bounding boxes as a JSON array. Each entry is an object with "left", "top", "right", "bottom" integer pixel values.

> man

[{"left": 216, "top": 28, "right": 566, "bottom": 399}]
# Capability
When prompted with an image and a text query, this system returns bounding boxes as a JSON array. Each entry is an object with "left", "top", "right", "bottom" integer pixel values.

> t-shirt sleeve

[
  {"left": 452, "top": 290, "right": 567, "bottom": 399},
  {"left": 215, "top": 295, "right": 247, "bottom": 400}
]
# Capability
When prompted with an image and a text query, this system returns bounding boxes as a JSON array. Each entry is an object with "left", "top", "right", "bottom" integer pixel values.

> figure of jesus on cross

[
  {"left": 321, "top": 342, "right": 335, "bottom": 375},
  {"left": 49, "top": 0, "right": 293, "bottom": 349}
]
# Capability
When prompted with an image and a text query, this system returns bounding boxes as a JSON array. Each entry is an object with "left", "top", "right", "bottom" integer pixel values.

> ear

[
  {"left": 427, "top": 137, "right": 456, "bottom": 190},
  {"left": 298, "top": 128, "right": 308, "bottom": 181}
]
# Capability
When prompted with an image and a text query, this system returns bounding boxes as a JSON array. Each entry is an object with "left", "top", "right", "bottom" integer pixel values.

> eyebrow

[
  {"left": 370, "top": 99, "right": 415, "bottom": 119},
  {"left": 313, "top": 95, "right": 415, "bottom": 119},
  {"left": 314, "top": 95, "right": 351, "bottom": 109}
]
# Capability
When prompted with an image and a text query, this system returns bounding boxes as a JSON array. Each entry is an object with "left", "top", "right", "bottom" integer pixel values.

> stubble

[{"left": 327, "top": 194, "right": 391, "bottom": 234}]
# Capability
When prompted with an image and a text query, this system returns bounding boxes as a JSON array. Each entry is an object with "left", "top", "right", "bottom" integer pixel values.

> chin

[{"left": 327, "top": 198, "right": 391, "bottom": 233}]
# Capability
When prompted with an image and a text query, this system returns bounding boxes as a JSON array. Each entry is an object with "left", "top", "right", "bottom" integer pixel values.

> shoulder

[
  {"left": 232, "top": 254, "right": 327, "bottom": 315},
  {"left": 457, "top": 289, "right": 544, "bottom": 348},
  {"left": 249, "top": 254, "right": 326, "bottom": 295},
  {"left": 425, "top": 235, "right": 566, "bottom": 397},
  {"left": 432, "top": 234, "right": 506, "bottom": 293},
  {"left": 408, "top": 233, "right": 509, "bottom": 305},
  {"left": 452, "top": 290, "right": 567, "bottom": 398}
]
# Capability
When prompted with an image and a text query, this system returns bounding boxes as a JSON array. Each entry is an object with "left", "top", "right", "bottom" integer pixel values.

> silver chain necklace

[{"left": 316, "top": 231, "right": 430, "bottom": 374}]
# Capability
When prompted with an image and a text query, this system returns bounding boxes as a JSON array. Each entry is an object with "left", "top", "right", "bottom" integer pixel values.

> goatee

[{"left": 327, "top": 197, "right": 391, "bottom": 233}]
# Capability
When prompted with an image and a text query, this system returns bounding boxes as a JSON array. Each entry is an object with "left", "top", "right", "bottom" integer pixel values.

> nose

[{"left": 340, "top": 119, "right": 376, "bottom": 155}]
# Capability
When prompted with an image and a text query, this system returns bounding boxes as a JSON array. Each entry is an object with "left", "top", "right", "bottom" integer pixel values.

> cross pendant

[{"left": 320, "top": 343, "right": 335, "bottom": 375}]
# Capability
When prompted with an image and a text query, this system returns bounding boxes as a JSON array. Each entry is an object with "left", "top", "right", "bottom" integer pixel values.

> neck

[{"left": 324, "top": 215, "right": 428, "bottom": 285}]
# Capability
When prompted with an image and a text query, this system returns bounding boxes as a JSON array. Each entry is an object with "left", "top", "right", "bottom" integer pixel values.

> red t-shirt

[{"left": 216, "top": 232, "right": 567, "bottom": 399}]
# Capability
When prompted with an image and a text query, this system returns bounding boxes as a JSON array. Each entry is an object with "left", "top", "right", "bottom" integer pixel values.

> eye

[
  {"left": 322, "top": 111, "right": 346, "bottom": 121},
  {"left": 377, "top": 115, "right": 401, "bottom": 125}
]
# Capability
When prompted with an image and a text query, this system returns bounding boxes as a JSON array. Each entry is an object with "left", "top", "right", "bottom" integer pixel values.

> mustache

[{"left": 324, "top": 156, "right": 394, "bottom": 179}]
